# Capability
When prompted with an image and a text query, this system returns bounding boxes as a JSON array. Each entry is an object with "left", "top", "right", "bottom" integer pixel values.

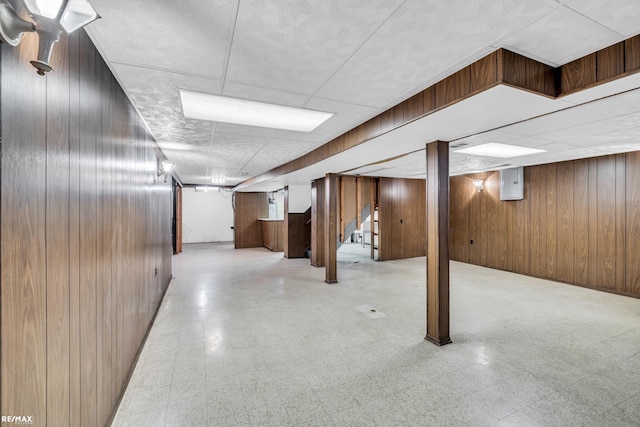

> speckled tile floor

[{"left": 112, "top": 242, "right": 640, "bottom": 427}]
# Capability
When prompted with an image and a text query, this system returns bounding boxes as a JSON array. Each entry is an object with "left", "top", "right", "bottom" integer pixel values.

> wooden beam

[
  {"left": 325, "top": 173, "right": 339, "bottom": 283},
  {"left": 425, "top": 141, "right": 452, "bottom": 346}
]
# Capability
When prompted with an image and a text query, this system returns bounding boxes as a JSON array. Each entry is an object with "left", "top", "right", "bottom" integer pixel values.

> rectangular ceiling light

[
  {"left": 180, "top": 90, "right": 333, "bottom": 132},
  {"left": 454, "top": 143, "right": 546, "bottom": 158}
]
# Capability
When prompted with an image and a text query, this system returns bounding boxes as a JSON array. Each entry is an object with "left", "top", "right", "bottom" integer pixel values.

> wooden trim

[{"left": 425, "top": 141, "right": 451, "bottom": 346}]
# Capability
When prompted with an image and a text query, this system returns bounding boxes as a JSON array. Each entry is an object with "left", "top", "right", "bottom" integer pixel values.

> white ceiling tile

[
  {"left": 499, "top": 5, "right": 623, "bottom": 66},
  {"left": 112, "top": 63, "right": 221, "bottom": 133},
  {"left": 315, "top": 0, "right": 560, "bottom": 107},
  {"left": 563, "top": 0, "right": 640, "bottom": 38},
  {"left": 222, "top": 82, "right": 309, "bottom": 107},
  {"left": 87, "top": 0, "right": 239, "bottom": 78},
  {"left": 87, "top": 2, "right": 640, "bottom": 186},
  {"left": 225, "top": 0, "right": 404, "bottom": 95}
]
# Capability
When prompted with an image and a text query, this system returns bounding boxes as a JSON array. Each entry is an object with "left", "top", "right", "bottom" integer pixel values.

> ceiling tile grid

[
  {"left": 86, "top": 1, "right": 640, "bottom": 186},
  {"left": 225, "top": 0, "right": 405, "bottom": 96},
  {"left": 498, "top": 4, "right": 624, "bottom": 66},
  {"left": 88, "top": 0, "right": 239, "bottom": 78}
]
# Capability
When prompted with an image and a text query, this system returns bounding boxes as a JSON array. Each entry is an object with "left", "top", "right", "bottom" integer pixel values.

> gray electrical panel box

[{"left": 500, "top": 167, "right": 524, "bottom": 200}]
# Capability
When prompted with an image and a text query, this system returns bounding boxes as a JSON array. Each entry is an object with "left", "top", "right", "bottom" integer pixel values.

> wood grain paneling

[
  {"left": 46, "top": 32, "right": 71, "bottom": 426},
  {"left": 615, "top": 154, "right": 626, "bottom": 294},
  {"left": 325, "top": 174, "right": 339, "bottom": 283},
  {"left": 574, "top": 159, "right": 590, "bottom": 286},
  {"left": 425, "top": 141, "right": 451, "bottom": 346},
  {"left": 561, "top": 53, "right": 597, "bottom": 95},
  {"left": 625, "top": 35, "right": 640, "bottom": 73},
  {"left": 1, "top": 32, "right": 48, "bottom": 423},
  {"left": 546, "top": 164, "right": 557, "bottom": 278},
  {"left": 260, "top": 220, "right": 284, "bottom": 252},
  {"left": 556, "top": 162, "right": 574, "bottom": 284},
  {"left": 626, "top": 152, "right": 640, "bottom": 295},
  {"left": 597, "top": 157, "right": 616, "bottom": 290},
  {"left": 233, "top": 192, "right": 269, "bottom": 248},
  {"left": 470, "top": 52, "right": 498, "bottom": 93},
  {"left": 588, "top": 158, "right": 599, "bottom": 288},
  {"left": 1, "top": 29, "right": 173, "bottom": 426},
  {"left": 450, "top": 152, "right": 640, "bottom": 299},
  {"left": 597, "top": 42, "right": 625, "bottom": 82},
  {"left": 340, "top": 176, "right": 357, "bottom": 242},
  {"left": 377, "top": 178, "right": 426, "bottom": 261},
  {"left": 501, "top": 50, "right": 556, "bottom": 97},
  {"left": 284, "top": 213, "right": 309, "bottom": 258}
]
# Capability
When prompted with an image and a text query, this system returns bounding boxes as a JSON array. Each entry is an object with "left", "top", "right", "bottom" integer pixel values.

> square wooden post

[
  {"left": 325, "top": 173, "right": 339, "bottom": 283},
  {"left": 425, "top": 141, "right": 452, "bottom": 345}
]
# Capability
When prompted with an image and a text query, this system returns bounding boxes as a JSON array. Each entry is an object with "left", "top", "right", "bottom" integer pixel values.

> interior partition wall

[
  {"left": 1, "top": 30, "right": 173, "bottom": 426},
  {"left": 450, "top": 152, "right": 640, "bottom": 299}
]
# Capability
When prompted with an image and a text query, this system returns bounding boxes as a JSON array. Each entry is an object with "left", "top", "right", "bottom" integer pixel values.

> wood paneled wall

[
  {"left": 233, "top": 192, "right": 269, "bottom": 248},
  {"left": 356, "top": 177, "right": 371, "bottom": 226},
  {"left": 284, "top": 213, "right": 310, "bottom": 258},
  {"left": 311, "top": 179, "right": 326, "bottom": 267},
  {"left": 340, "top": 176, "right": 357, "bottom": 241},
  {"left": 1, "top": 30, "right": 173, "bottom": 426},
  {"left": 378, "top": 178, "right": 426, "bottom": 261},
  {"left": 450, "top": 152, "right": 640, "bottom": 298}
]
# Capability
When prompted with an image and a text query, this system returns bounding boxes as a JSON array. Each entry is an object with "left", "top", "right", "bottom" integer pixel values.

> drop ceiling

[{"left": 85, "top": 0, "right": 640, "bottom": 188}]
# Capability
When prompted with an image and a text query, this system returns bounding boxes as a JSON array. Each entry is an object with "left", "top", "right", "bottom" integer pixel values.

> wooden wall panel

[
  {"left": 340, "top": 176, "right": 357, "bottom": 241},
  {"left": 511, "top": 188, "right": 526, "bottom": 274},
  {"left": 615, "top": 155, "right": 626, "bottom": 294},
  {"left": 450, "top": 152, "right": 640, "bottom": 299},
  {"left": 378, "top": 178, "right": 426, "bottom": 261},
  {"left": 46, "top": 32, "right": 71, "bottom": 425},
  {"left": 546, "top": 164, "right": 557, "bottom": 278},
  {"left": 588, "top": 158, "right": 599, "bottom": 288},
  {"left": 356, "top": 177, "right": 371, "bottom": 227},
  {"left": 561, "top": 53, "right": 597, "bottom": 94},
  {"left": 625, "top": 35, "right": 640, "bottom": 73},
  {"left": 574, "top": 159, "right": 590, "bottom": 287},
  {"left": 1, "top": 29, "right": 173, "bottom": 426},
  {"left": 233, "top": 192, "right": 269, "bottom": 248},
  {"left": 597, "top": 157, "right": 617, "bottom": 290},
  {"left": 68, "top": 31, "right": 82, "bottom": 427},
  {"left": 626, "top": 152, "right": 640, "bottom": 295},
  {"left": 449, "top": 176, "right": 469, "bottom": 263},
  {"left": 78, "top": 30, "right": 99, "bottom": 426},
  {"left": 556, "top": 162, "right": 574, "bottom": 284},
  {"left": 597, "top": 42, "right": 625, "bottom": 82},
  {"left": 285, "top": 214, "right": 309, "bottom": 258},
  {"left": 0, "top": 33, "right": 48, "bottom": 423}
]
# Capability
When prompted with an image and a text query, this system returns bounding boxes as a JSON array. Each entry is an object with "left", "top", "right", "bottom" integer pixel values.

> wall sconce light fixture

[
  {"left": 0, "top": 0, "right": 99, "bottom": 75},
  {"left": 472, "top": 179, "right": 485, "bottom": 192},
  {"left": 159, "top": 160, "right": 175, "bottom": 182}
]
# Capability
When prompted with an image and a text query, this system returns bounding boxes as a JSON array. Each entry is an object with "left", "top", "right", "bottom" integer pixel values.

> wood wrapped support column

[
  {"left": 425, "top": 141, "right": 452, "bottom": 346},
  {"left": 325, "top": 173, "right": 339, "bottom": 283}
]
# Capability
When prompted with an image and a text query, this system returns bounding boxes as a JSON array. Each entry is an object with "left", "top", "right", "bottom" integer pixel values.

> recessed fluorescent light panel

[
  {"left": 454, "top": 143, "right": 546, "bottom": 158},
  {"left": 180, "top": 91, "right": 333, "bottom": 132}
]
